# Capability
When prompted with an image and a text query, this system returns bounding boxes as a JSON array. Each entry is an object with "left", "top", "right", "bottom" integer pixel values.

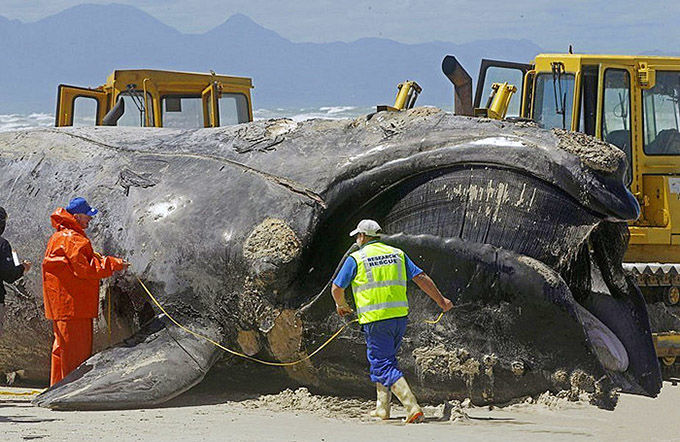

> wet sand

[{"left": 2, "top": 381, "right": 680, "bottom": 441}]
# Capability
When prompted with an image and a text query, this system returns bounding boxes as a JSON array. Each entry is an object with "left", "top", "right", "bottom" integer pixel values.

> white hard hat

[{"left": 349, "top": 219, "right": 382, "bottom": 237}]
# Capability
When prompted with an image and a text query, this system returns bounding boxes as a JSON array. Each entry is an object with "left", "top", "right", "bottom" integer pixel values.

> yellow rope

[
  {"left": 0, "top": 389, "right": 45, "bottom": 396},
  {"left": 136, "top": 277, "right": 447, "bottom": 367},
  {"left": 424, "top": 311, "right": 444, "bottom": 324},
  {"left": 137, "top": 277, "right": 358, "bottom": 367},
  {"left": 107, "top": 285, "right": 112, "bottom": 344}
]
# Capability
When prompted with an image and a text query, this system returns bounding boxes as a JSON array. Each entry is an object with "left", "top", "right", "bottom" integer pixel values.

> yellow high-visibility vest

[{"left": 350, "top": 241, "right": 408, "bottom": 324}]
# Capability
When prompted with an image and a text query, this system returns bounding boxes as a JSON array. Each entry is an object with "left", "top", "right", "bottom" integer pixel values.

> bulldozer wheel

[{"left": 665, "top": 286, "right": 680, "bottom": 306}]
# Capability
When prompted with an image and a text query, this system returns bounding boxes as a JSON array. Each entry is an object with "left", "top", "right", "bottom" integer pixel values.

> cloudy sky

[{"left": 0, "top": 0, "right": 675, "bottom": 53}]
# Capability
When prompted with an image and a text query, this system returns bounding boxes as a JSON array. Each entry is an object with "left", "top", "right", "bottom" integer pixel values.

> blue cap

[{"left": 65, "top": 197, "right": 98, "bottom": 217}]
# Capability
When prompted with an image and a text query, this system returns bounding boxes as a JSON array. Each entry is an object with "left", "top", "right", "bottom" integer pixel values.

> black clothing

[
  {"left": 0, "top": 236, "right": 24, "bottom": 304},
  {"left": 0, "top": 206, "right": 6, "bottom": 236}
]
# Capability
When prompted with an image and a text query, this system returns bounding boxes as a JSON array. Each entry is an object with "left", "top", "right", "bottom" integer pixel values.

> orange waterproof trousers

[{"left": 50, "top": 319, "right": 93, "bottom": 386}]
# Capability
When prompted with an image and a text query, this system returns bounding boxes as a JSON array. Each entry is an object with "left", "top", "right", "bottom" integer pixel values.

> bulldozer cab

[
  {"left": 444, "top": 54, "right": 680, "bottom": 255},
  {"left": 56, "top": 70, "right": 253, "bottom": 128}
]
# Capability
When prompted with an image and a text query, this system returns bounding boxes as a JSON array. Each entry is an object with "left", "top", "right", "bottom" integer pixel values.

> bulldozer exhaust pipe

[{"left": 442, "top": 55, "right": 473, "bottom": 116}]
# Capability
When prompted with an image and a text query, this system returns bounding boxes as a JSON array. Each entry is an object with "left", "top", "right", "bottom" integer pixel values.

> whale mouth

[
  {"left": 302, "top": 161, "right": 660, "bottom": 401},
  {"left": 572, "top": 303, "right": 629, "bottom": 373}
]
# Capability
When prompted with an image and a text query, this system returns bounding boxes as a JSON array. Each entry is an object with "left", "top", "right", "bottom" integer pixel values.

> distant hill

[{"left": 0, "top": 4, "right": 544, "bottom": 114}]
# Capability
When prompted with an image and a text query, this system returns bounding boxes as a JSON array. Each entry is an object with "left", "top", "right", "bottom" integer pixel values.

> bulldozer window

[
  {"left": 602, "top": 69, "right": 632, "bottom": 182},
  {"left": 578, "top": 66, "right": 598, "bottom": 136},
  {"left": 162, "top": 96, "right": 203, "bottom": 128},
  {"left": 480, "top": 67, "right": 524, "bottom": 117},
  {"left": 643, "top": 71, "right": 680, "bottom": 155},
  {"left": 72, "top": 96, "right": 98, "bottom": 126},
  {"left": 533, "top": 73, "right": 575, "bottom": 130},
  {"left": 117, "top": 91, "right": 155, "bottom": 127},
  {"left": 219, "top": 93, "right": 250, "bottom": 125}
]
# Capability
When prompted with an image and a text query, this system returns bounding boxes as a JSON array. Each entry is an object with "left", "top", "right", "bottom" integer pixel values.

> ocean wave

[
  {"left": 0, "top": 107, "right": 377, "bottom": 132},
  {"left": 318, "top": 106, "right": 357, "bottom": 114},
  {"left": 253, "top": 106, "right": 372, "bottom": 122},
  {"left": 0, "top": 113, "right": 54, "bottom": 132}
]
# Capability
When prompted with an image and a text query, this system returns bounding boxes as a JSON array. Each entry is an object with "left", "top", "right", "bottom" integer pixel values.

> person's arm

[
  {"left": 66, "top": 237, "right": 126, "bottom": 280},
  {"left": 331, "top": 284, "right": 353, "bottom": 316},
  {"left": 331, "top": 256, "right": 356, "bottom": 316},
  {"left": 412, "top": 273, "right": 453, "bottom": 312},
  {"left": 403, "top": 253, "right": 453, "bottom": 312},
  {"left": 0, "top": 240, "right": 24, "bottom": 284}
]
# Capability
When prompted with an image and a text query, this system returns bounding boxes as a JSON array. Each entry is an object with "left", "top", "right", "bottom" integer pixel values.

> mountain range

[{"left": 0, "top": 4, "right": 545, "bottom": 114}]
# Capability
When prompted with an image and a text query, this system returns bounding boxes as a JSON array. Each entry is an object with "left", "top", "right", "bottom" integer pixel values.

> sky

[{"left": 0, "top": 0, "right": 677, "bottom": 53}]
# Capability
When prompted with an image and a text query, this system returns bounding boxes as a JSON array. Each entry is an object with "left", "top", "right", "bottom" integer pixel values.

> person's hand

[
  {"left": 439, "top": 297, "right": 453, "bottom": 313},
  {"left": 336, "top": 303, "right": 354, "bottom": 317},
  {"left": 118, "top": 261, "right": 131, "bottom": 271},
  {"left": 21, "top": 260, "right": 32, "bottom": 274}
]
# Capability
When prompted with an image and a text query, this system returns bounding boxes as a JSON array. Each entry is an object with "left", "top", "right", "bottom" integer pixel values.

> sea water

[
  {"left": 0, "top": 106, "right": 376, "bottom": 132},
  {"left": 0, "top": 113, "right": 54, "bottom": 132}
]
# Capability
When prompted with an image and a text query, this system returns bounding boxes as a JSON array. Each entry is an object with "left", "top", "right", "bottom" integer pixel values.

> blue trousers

[{"left": 362, "top": 316, "right": 408, "bottom": 387}]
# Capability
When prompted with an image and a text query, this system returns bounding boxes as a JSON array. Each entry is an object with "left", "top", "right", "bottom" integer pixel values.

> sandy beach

[{"left": 2, "top": 377, "right": 680, "bottom": 442}]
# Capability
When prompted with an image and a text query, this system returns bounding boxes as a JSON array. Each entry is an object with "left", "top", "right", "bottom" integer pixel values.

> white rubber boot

[
  {"left": 369, "top": 382, "right": 391, "bottom": 420},
  {"left": 390, "top": 377, "right": 424, "bottom": 423}
]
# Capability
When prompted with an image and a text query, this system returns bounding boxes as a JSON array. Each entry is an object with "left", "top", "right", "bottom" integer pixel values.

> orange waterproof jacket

[{"left": 42, "top": 208, "right": 125, "bottom": 320}]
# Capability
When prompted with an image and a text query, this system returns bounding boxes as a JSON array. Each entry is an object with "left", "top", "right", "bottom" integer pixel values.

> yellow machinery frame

[
  {"left": 56, "top": 69, "right": 253, "bottom": 127},
  {"left": 519, "top": 55, "right": 680, "bottom": 265}
]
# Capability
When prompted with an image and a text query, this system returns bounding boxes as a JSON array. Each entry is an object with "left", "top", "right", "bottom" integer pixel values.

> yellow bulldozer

[
  {"left": 55, "top": 69, "right": 253, "bottom": 128},
  {"left": 441, "top": 53, "right": 680, "bottom": 374}
]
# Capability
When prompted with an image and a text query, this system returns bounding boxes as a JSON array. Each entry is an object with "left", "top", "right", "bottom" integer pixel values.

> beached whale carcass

[{"left": 0, "top": 107, "right": 661, "bottom": 410}]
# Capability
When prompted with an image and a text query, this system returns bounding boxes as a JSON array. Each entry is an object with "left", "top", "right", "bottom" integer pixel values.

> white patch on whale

[
  {"left": 470, "top": 137, "right": 525, "bottom": 147},
  {"left": 223, "top": 229, "right": 234, "bottom": 243},
  {"left": 148, "top": 197, "right": 185, "bottom": 221},
  {"left": 347, "top": 144, "right": 390, "bottom": 162}
]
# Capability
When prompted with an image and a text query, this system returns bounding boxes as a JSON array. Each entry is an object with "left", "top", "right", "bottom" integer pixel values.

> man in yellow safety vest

[{"left": 331, "top": 219, "right": 453, "bottom": 423}]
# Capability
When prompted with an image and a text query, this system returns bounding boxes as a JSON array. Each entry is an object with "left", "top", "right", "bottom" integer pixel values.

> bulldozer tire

[{"left": 665, "top": 286, "right": 680, "bottom": 306}]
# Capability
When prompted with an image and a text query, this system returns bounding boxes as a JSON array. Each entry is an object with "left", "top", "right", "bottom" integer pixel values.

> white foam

[
  {"left": 253, "top": 106, "right": 372, "bottom": 122},
  {"left": 319, "top": 106, "right": 357, "bottom": 114},
  {"left": 0, "top": 107, "right": 374, "bottom": 131},
  {"left": 0, "top": 113, "right": 53, "bottom": 132}
]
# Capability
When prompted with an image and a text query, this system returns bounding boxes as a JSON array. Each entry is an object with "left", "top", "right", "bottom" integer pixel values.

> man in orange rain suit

[{"left": 42, "top": 197, "right": 128, "bottom": 385}]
